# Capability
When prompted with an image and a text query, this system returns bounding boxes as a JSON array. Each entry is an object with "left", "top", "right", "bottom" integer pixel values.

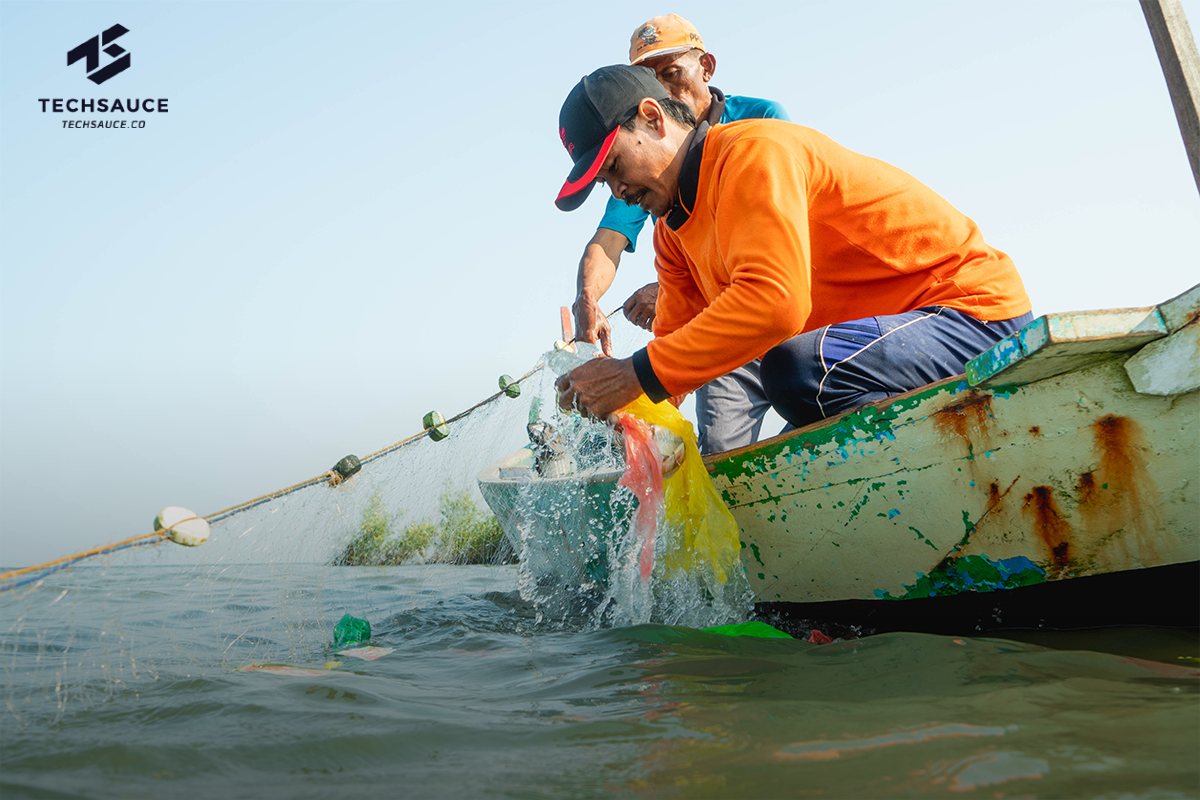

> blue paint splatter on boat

[{"left": 876, "top": 555, "right": 1046, "bottom": 600}]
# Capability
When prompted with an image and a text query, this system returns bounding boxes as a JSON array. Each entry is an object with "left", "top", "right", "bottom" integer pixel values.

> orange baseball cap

[{"left": 628, "top": 14, "right": 705, "bottom": 65}]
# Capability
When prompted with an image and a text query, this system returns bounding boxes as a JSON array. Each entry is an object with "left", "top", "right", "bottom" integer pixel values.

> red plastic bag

[{"left": 617, "top": 414, "right": 663, "bottom": 584}]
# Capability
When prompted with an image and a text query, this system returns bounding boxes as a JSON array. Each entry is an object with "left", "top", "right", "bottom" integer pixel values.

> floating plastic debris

[
  {"left": 704, "top": 621, "right": 793, "bottom": 639},
  {"left": 807, "top": 629, "right": 834, "bottom": 644},
  {"left": 332, "top": 614, "right": 371, "bottom": 648},
  {"left": 337, "top": 646, "right": 393, "bottom": 661},
  {"left": 237, "top": 664, "right": 329, "bottom": 677}
]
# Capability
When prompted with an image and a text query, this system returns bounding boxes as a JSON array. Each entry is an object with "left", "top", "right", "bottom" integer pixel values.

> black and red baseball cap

[{"left": 555, "top": 65, "right": 670, "bottom": 212}]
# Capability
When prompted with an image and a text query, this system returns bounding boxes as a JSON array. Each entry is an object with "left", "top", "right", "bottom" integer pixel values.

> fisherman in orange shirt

[
  {"left": 552, "top": 65, "right": 1032, "bottom": 432},
  {"left": 572, "top": 14, "right": 790, "bottom": 455}
]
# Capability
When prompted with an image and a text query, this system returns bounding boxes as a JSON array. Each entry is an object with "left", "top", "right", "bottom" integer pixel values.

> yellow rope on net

[{"left": 0, "top": 532, "right": 168, "bottom": 581}]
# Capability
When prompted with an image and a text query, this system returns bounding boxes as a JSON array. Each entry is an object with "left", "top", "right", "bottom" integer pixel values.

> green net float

[
  {"left": 498, "top": 375, "right": 521, "bottom": 398},
  {"left": 154, "top": 506, "right": 210, "bottom": 547},
  {"left": 422, "top": 411, "right": 450, "bottom": 441},
  {"left": 331, "top": 454, "right": 361, "bottom": 480}
]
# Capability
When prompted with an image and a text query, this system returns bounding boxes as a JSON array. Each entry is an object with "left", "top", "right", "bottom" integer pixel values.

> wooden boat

[{"left": 479, "top": 284, "right": 1199, "bottom": 634}]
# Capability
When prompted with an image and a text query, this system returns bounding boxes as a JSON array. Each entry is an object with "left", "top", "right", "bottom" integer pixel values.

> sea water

[{"left": 2, "top": 564, "right": 1197, "bottom": 799}]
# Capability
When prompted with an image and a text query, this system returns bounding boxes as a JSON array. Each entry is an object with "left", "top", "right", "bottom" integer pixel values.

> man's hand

[
  {"left": 623, "top": 283, "right": 660, "bottom": 331},
  {"left": 574, "top": 229, "right": 629, "bottom": 357},
  {"left": 572, "top": 294, "right": 612, "bottom": 356},
  {"left": 555, "top": 357, "right": 644, "bottom": 421}
]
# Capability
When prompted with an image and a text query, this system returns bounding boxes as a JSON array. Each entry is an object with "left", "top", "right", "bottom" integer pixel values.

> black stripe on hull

[{"left": 755, "top": 561, "right": 1200, "bottom": 638}]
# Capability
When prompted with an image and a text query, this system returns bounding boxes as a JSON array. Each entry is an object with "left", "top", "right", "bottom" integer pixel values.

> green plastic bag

[
  {"left": 704, "top": 621, "right": 793, "bottom": 639},
  {"left": 332, "top": 614, "right": 371, "bottom": 648}
]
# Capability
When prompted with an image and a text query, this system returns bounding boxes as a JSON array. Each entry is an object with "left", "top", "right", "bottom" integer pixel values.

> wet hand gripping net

[{"left": 1, "top": 314, "right": 749, "bottom": 728}]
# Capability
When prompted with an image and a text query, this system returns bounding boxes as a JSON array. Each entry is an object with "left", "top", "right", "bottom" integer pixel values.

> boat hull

[
  {"left": 717, "top": 359, "right": 1198, "bottom": 605},
  {"left": 480, "top": 287, "right": 1200, "bottom": 628}
]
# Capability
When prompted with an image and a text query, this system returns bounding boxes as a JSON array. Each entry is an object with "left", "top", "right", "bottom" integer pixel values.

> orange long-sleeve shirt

[{"left": 641, "top": 119, "right": 1030, "bottom": 398}]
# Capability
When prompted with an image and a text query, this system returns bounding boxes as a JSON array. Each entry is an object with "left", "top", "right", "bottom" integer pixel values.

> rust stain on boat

[
  {"left": 1093, "top": 416, "right": 1142, "bottom": 508},
  {"left": 1077, "top": 414, "right": 1161, "bottom": 564},
  {"left": 932, "top": 392, "right": 996, "bottom": 454},
  {"left": 1022, "top": 486, "right": 1072, "bottom": 577},
  {"left": 1077, "top": 471, "right": 1098, "bottom": 503}
]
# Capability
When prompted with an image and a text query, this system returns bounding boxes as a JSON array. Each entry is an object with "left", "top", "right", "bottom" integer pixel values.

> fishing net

[
  {"left": 481, "top": 349, "right": 753, "bottom": 630},
  {"left": 1, "top": 313, "right": 750, "bottom": 729}
]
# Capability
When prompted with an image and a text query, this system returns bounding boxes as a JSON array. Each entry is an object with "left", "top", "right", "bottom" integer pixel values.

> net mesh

[{"left": 2, "top": 315, "right": 750, "bottom": 729}]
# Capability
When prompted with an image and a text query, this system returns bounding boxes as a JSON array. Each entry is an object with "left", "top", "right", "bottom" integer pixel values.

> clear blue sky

[{"left": 2, "top": 1, "right": 1197, "bottom": 567}]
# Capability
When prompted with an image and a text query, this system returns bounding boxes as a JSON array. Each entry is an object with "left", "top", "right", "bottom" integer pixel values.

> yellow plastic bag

[{"left": 620, "top": 395, "right": 741, "bottom": 585}]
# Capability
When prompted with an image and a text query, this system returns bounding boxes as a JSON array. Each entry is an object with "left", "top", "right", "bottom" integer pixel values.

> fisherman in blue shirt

[{"left": 566, "top": 14, "right": 789, "bottom": 455}]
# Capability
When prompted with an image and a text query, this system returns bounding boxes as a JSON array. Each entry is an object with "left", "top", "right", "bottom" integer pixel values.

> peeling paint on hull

[{"left": 712, "top": 358, "right": 1196, "bottom": 603}]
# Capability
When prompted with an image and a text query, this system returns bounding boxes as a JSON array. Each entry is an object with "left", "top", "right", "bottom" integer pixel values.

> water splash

[{"left": 499, "top": 348, "right": 752, "bottom": 629}]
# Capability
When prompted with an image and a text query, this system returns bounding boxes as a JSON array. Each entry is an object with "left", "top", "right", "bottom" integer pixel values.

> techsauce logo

[
  {"left": 67, "top": 23, "right": 130, "bottom": 85},
  {"left": 39, "top": 24, "right": 170, "bottom": 130}
]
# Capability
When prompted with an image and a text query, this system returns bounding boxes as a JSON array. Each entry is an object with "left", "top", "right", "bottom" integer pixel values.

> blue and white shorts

[{"left": 759, "top": 306, "right": 1033, "bottom": 429}]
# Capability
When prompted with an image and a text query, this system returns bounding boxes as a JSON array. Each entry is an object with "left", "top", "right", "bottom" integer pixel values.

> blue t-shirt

[{"left": 596, "top": 94, "right": 790, "bottom": 253}]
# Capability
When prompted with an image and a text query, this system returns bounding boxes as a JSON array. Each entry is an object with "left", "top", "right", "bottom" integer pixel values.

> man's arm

[
  {"left": 556, "top": 223, "right": 704, "bottom": 421},
  {"left": 572, "top": 227, "right": 629, "bottom": 356}
]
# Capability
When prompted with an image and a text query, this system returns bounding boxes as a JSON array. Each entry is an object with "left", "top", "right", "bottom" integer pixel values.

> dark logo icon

[{"left": 67, "top": 24, "right": 130, "bottom": 85}]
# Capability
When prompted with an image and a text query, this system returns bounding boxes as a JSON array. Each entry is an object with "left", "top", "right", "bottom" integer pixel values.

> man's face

[
  {"left": 594, "top": 112, "right": 680, "bottom": 218},
  {"left": 639, "top": 49, "right": 712, "bottom": 120}
]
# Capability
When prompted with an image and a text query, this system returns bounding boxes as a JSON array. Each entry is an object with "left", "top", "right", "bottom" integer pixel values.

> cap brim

[
  {"left": 555, "top": 126, "right": 619, "bottom": 212},
  {"left": 630, "top": 44, "right": 696, "bottom": 65}
]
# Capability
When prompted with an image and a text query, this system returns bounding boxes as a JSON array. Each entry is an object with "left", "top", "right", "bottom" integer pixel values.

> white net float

[{"left": 154, "top": 506, "right": 210, "bottom": 547}]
